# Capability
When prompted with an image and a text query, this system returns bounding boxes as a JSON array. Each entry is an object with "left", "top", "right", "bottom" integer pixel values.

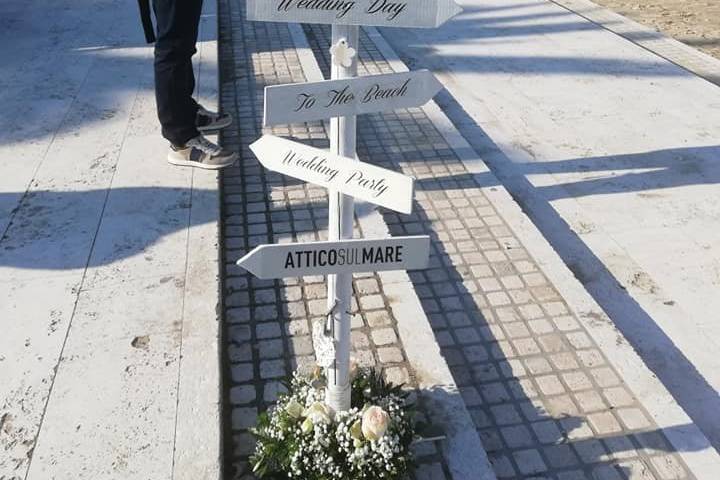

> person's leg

[{"left": 152, "top": 0, "right": 204, "bottom": 146}]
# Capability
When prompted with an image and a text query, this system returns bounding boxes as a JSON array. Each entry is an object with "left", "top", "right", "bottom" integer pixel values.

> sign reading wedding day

[
  {"left": 246, "top": 0, "right": 462, "bottom": 28},
  {"left": 249, "top": 134, "right": 414, "bottom": 214},
  {"left": 237, "top": 236, "right": 430, "bottom": 278},
  {"left": 264, "top": 70, "right": 443, "bottom": 126}
]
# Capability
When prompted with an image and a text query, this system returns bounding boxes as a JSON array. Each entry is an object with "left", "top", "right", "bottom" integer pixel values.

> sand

[{"left": 590, "top": 0, "right": 720, "bottom": 59}]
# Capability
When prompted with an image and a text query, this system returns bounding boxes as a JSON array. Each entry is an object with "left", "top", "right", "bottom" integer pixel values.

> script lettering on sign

[
  {"left": 264, "top": 70, "right": 442, "bottom": 126},
  {"left": 249, "top": 135, "right": 414, "bottom": 214},
  {"left": 237, "top": 236, "right": 431, "bottom": 279},
  {"left": 247, "top": 0, "right": 462, "bottom": 28}
]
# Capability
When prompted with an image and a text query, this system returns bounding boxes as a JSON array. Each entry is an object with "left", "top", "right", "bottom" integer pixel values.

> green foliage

[{"left": 249, "top": 368, "right": 416, "bottom": 480}]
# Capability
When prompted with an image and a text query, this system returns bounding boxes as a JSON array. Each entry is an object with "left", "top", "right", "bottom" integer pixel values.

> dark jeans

[{"left": 153, "top": 0, "right": 204, "bottom": 146}]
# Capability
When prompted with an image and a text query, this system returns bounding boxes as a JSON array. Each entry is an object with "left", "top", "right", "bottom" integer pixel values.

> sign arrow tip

[
  {"left": 236, "top": 246, "right": 263, "bottom": 278},
  {"left": 437, "top": 0, "right": 463, "bottom": 26}
]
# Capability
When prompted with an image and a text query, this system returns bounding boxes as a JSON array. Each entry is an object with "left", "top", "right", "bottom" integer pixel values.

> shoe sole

[
  {"left": 197, "top": 116, "right": 233, "bottom": 133},
  {"left": 167, "top": 152, "right": 238, "bottom": 170}
]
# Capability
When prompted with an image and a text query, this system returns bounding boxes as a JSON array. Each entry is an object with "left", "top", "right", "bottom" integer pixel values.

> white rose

[
  {"left": 303, "top": 402, "right": 333, "bottom": 425},
  {"left": 285, "top": 399, "right": 303, "bottom": 419},
  {"left": 361, "top": 406, "right": 390, "bottom": 441},
  {"left": 350, "top": 419, "right": 363, "bottom": 440},
  {"left": 301, "top": 417, "right": 314, "bottom": 434}
]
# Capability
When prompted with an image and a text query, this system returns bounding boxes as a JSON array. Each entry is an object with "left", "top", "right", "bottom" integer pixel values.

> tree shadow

[
  {"left": 386, "top": 201, "right": 704, "bottom": 478},
  {"left": 375, "top": 2, "right": 684, "bottom": 78},
  {"left": 0, "top": 187, "right": 219, "bottom": 271},
  {"left": 0, "top": 0, "right": 165, "bottom": 146},
  {"left": 422, "top": 385, "right": 703, "bottom": 479},
  {"left": 419, "top": 86, "right": 720, "bottom": 453},
  {"left": 411, "top": 143, "right": 720, "bottom": 200}
]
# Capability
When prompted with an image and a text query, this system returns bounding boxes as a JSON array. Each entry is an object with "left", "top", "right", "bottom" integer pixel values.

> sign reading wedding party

[
  {"left": 249, "top": 135, "right": 414, "bottom": 214},
  {"left": 237, "top": 236, "right": 430, "bottom": 278},
  {"left": 246, "top": 0, "right": 462, "bottom": 28},
  {"left": 264, "top": 70, "right": 443, "bottom": 126}
]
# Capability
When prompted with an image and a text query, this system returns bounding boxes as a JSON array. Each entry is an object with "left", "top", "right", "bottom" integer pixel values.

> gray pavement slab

[{"left": 0, "top": 0, "right": 221, "bottom": 478}]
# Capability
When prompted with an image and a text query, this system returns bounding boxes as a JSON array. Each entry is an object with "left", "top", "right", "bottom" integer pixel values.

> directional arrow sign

[
  {"left": 237, "top": 236, "right": 430, "bottom": 279},
  {"left": 250, "top": 134, "right": 414, "bottom": 214},
  {"left": 264, "top": 70, "right": 442, "bottom": 126},
  {"left": 247, "top": 0, "right": 462, "bottom": 28}
]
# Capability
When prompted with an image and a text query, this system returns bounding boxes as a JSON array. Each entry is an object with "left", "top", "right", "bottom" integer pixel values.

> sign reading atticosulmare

[
  {"left": 264, "top": 70, "right": 442, "bottom": 126},
  {"left": 237, "top": 236, "right": 431, "bottom": 279},
  {"left": 247, "top": 0, "right": 462, "bottom": 28},
  {"left": 249, "top": 134, "right": 414, "bottom": 214}
]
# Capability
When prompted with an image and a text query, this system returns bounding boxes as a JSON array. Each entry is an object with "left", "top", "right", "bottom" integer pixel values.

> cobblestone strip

[
  {"left": 302, "top": 23, "right": 696, "bottom": 480},
  {"left": 217, "top": 1, "right": 452, "bottom": 478}
]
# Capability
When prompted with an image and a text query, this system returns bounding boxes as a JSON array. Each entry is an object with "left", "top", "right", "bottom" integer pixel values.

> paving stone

[
  {"left": 563, "top": 371, "right": 594, "bottom": 391},
  {"left": 385, "top": 366, "right": 410, "bottom": 386},
  {"left": 531, "top": 420, "right": 562, "bottom": 444},
  {"left": 233, "top": 433, "right": 256, "bottom": 457},
  {"left": 228, "top": 325, "right": 252, "bottom": 344},
  {"left": 543, "top": 444, "right": 579, "bottom": 468},
  {"left": 228, "top": 344, "right": 253, "bottom": 363},
  {"left": 355, "top": 278, "right": 380, "bottom": 295},
  {"left": 489, "top": 454, "right": 516, "bottom": 478},
  {"left": 259, "top": 359, "right": 286, "bottom": 379},
  {"left": 616, "top": 408, "right": 652, "bottom": 430},
  {"left": 256, "top": 339, "right": 284, "bottom": 359},
  {"left": 227, "top": 307, "right": 251, "bottom": 324},
  {"left": 490, "top": 404, "right": 523, "bottom": 426},
  {"left": 587, "top": 411, "right": 623, "bottom": 435},
  {"left": 371, "top": 327, "right": 397, "bottom": 346},
  {"left": 286, "top": 335, "right": 311, "bottom": 356},
  {"left": 359, "top": 294, "right": 385, "bottom": 310},
  {"left": 232, "top": 407, "right": 258, "bottom": 431},
  {"left": 230, "top": 385, "right": 257, "bottom": 405},
  {"left": 377, "top": 346, "right": 403, "bottom": 364},
  {"left": 365, "top": 310, "right": 392, "bottom": 327},
  {"left": 231, "top": 363, "right": 254, "bottom": 383},
  {"left": 536, "top": 374, "right": 566, "bottom": 396},
  {"left": 414, "top": 461, "right": 447, "bottom": 480},
  {"left": 513, "top": 449, "right": 547, "bottom": 475},
  {"left": 263, "top": 381, "right": 288, "bottom": 403},
  {"left": 603, "top": 386, "right": 636, "bottom": 408},
  {"left": 590, "top": 464, "right": 624, "bottom": 480}
]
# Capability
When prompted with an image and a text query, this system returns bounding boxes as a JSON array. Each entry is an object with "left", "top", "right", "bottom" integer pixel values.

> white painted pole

[{"left": 326, "top": 24, "right": 359, "bottom": 413}]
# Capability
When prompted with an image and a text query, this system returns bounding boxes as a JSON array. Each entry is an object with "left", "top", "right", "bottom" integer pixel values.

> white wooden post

[{"left": 326, "top": 24, "right": 359, "bottom": 413}]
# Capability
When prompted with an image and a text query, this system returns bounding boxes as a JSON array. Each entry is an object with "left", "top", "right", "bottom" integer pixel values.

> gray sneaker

[
  {"left": 167, "top": 135, "right": 237, "bottom": 170},
  {"left": 196, "top": 105, "right": 232, "bottom": 133}
]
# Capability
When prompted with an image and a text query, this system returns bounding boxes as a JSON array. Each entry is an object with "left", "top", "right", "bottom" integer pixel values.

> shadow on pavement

[{"left": 427, "top": 87, "right": 720, "bottom": 454}]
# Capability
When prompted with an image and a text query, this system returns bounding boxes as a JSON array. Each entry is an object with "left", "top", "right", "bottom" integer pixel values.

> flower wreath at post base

[{"left": 251, "top": 364, "right": 416, "bottom": 479}]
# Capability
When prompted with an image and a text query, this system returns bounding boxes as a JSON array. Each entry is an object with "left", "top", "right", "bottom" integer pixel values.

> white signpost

[
  {"left": 241, "top": 0, "right": 462, "bottom": 414},
  {"left": 247, "top": 0, "right": 462, "bottom": 28},
  {"left": 249, "top": 134, "right": 414, "bottom": 214},
  {"left": 264, "top": 70, "right": 443, "bottom": 126},
  {"left": 237, "top": 236, "right": 431, "bottom": 279}
]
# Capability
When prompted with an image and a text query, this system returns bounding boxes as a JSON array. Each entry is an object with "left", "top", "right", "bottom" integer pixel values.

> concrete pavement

[
  {"left": 0, "top": 1, "right": 221, "bottom": 478},
  {"left": 378, "top": 0, "right": 720, "bottom": 454}
]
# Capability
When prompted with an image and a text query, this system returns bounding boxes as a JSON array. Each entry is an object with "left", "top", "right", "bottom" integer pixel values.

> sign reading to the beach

[
  {"left": 264, "top": 70, "right": 442, "bottom": 126},
  {"left": 249, "top": 135, "right": 414, "bottom": 214},
  {"left": 247, "top": 0, "right": 462, "bottom": 28},
  {"left": 237, "top": 236, "right": 430, "bottom": 278}
]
